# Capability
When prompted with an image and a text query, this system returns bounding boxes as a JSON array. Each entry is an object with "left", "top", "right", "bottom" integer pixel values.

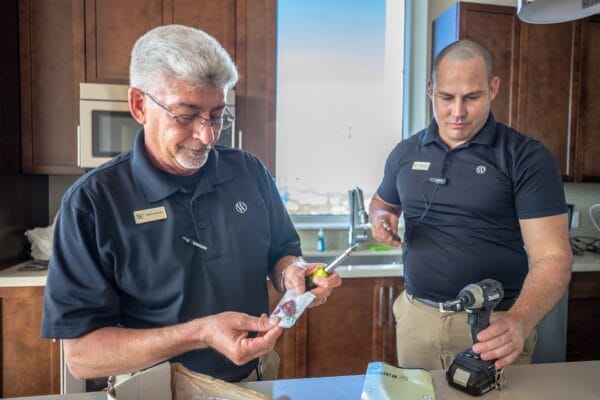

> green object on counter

[{"left": 368, "top": 245, "right": 392, "bottom": 252}]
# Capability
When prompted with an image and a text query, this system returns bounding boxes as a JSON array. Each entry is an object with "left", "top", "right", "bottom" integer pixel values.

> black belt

[{"left": 406, "top": 290, "right": 515, "bottom": 312}]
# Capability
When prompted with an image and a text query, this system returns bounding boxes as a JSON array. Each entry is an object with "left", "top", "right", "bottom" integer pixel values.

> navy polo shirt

[
  {"left": 42, "top": 131, "right": 302, "bottom": 380},
  {"left": 377, "top": 114, "right": 566, "bottom": 302}
]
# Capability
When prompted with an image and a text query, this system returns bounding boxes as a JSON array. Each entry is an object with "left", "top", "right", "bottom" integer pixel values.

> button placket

[{"left": 189, "top": 197, "right": 206, "bottom": 265}]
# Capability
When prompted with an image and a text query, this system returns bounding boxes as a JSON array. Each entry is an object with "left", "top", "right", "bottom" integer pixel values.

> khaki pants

[
  {"left": 394, "top": 290, "right": 537, "bottom": 371},
  {"left": 241, "top": 350, "right": 280, "bottom": 382}
]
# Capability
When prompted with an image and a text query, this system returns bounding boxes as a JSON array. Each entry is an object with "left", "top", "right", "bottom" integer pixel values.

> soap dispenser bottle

[{"left": 317, "top": 228, "right": 325, "bottom": 252}]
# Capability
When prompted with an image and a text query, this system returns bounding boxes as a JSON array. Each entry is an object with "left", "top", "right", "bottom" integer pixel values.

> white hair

[{"left": 130, "top": 24, "right": 238, "bottom": 92}]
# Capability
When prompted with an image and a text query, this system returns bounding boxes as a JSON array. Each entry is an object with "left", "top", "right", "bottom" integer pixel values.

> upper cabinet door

[
  {"left": 172, "top": 0, "right": 236, "bottom": 60},
  {"left": 85, "top": 0, "right": 237, "bottom": 84},
  {"left": 19, "top": 0, "right": 86, "bottom": 174},
  {"left": 514, "top": 22, "right": 580, "bottom": 179},
  {"left": 575, "top": 16, "right": 600, "bottom": 182},
  {"left": 85, "top": 0, "right": 165, "bottom": 84}
]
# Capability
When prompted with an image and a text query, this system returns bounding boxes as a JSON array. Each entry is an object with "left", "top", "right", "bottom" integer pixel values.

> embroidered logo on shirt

[
  {"left": 412, "top": 161, "right": 431, "bottom": 171},
  {"left": 235, "top": 201, "right": 248, "bottom": 214},
  {"left": 133, "top": 206, "right": 167, "bottom": 224},
  {"left": 476, "top": 165, "right": 487, "bottom": 174}
]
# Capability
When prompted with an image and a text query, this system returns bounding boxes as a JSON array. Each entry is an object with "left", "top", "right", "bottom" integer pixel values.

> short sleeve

[
  {"left": 41, "top": 188, "right": 121, "bottom": 339},
  {"left": 376, "top": 143, "right": 403, "bottom": 206},
  {"left": 513, "top": 140, "right": 566, "bottom": 219}
]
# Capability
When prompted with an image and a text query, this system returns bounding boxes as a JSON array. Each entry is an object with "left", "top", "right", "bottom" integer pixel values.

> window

[{"left": 276, "top": 0, "right": 405, "bottom": 214}]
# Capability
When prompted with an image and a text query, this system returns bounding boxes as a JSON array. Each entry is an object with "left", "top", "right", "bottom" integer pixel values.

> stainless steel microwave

[{"left": 78, "top": 83, "right": 235, "bottom": 168}]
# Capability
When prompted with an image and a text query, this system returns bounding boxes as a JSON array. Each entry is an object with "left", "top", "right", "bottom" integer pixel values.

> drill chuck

[
  {"left": 442, "top": 279, "right": 504, "bottom": 313},
  {"left": 458, "top": 284, "right": 484, "bottom": 309}
]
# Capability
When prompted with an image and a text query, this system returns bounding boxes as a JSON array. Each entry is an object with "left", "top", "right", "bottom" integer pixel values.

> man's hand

[
  {"left": 203, "top": 312, "right": 283, "bottom": 366},
  {"left": 368, "top": 193, "right": 403, "bottom": 247},
  {"left": 471, "top": 311, "right": 528, "bottom": 369},
  {"left": 304, "top": 263, "right": 342, "bottom": 307},
  {"left": 281, "top": 261, "right": 342, "bottom": 307},
  {"left": 370, "top": 210, "right": 402, "bottom": 247}
]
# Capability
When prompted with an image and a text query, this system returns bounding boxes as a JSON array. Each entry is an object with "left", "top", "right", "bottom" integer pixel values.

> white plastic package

[
  {"left": 270, "top": 289, "right": 315, "bottom": 328},
  {"left": 24, "top": 212, "right": 58, "bottom": 261}
]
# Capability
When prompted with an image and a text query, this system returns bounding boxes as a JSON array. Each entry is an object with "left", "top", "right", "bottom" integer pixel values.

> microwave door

[{"left": 79, "top": 100, "right": 138, "bottom": 168}]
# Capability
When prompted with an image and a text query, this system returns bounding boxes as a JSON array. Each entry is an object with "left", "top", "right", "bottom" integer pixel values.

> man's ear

[
  {"left": 489, "top": 76, "right": 500, "bottom": 101},
  {"left": 129, "top": 88, "right": 146, "bottom": 124},
  {"left": 427, "top": 79, "right": 434, "bottom": 99}
]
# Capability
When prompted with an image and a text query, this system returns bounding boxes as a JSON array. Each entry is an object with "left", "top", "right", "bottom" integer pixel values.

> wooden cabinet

[
  {"left": 19, "top": 0, "right": 277, "bottom": 174},
  {"left": 268, "top": 277, "right": 403, "bottom": 379},
  {"left": 233, "top": 0, "right": 277, "bottom": 173},
  {"left": 573, "top": 16, "right": 600, "bottom": 182},
  {"left": 567, "top": 272, "right": 600, "bottom": 361},
  {"left": 85, "top": 0, "right": 237, "bottom": 84},
  {"left": 513, "top": 22, "right": 580, "bottom": 179},
  {"left": 432, "top": 2, "right": 600, "bottom": 182},
  {"left": 19, "top": 0, "right": 86, "bottom": 175},
  {"left": 0, "top": 286, "right": 60, "bottom": 397}
]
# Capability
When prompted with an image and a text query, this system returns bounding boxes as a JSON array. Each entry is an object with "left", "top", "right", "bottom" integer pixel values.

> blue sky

[
  {"left": 276, "top": 1, "right": 402, "bottom": 204},
  {"left": 277, "top": 0, "right": 386, "bottom": 64}
]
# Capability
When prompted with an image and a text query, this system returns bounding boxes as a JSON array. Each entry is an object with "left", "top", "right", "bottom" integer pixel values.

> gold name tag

[
  {"left": 133, "top": 206, "right": 167, "bottom": 224},
  {"left": 412, "top": 161, "right": 431, "bottom": 171}
]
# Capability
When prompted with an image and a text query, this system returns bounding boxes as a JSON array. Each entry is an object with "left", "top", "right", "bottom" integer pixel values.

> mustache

[{"left": 179, "top": 143, "right": 213, "bottom": 151}]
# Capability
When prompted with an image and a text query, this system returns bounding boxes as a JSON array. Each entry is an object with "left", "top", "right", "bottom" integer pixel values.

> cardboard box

[{"left": 107, "top": 362, "right": 270, "bottom": 400}]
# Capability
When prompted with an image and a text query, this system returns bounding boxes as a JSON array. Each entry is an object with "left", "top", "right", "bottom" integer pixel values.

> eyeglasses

[{"left": 143, "top": 91, "right": 234, "bottom": 132}]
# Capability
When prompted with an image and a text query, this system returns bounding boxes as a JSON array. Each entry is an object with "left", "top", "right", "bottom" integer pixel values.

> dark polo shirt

[
  {"left": 42, "top": 131, "right": 301, "bottom": 380},
  {"left": 377, "top": 114, "right": 566, "bottom": 302}
]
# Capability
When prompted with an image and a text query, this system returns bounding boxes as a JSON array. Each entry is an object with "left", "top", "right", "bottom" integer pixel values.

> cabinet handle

[
  {"left": 77, "top": 125, "right": 81, "bottom": 167},
  {"left": 378, "top": 286, "right": 385, "bottom": 327},
  {"left": 388, "top": 286, "right": 396, "bottom": 327},
  {"left": 238, "top": 130, "right": 243, "bottom": 149}
]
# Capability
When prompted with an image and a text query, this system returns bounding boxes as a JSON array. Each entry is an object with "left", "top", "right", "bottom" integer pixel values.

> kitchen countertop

[
  {"left": 569, "top": 251, "right": 600, "bottom": 272},
  {"left": 3, "top": 361, "right": 599, "bottom": 400},
  {"left": 1, "top": 252, "right": 598, "bottom": 288},
  {"left": 0, "top": 261, "right": 48, "bottom": 287},
  {"left": 238, "top": 361, "right": 600, "bottom": 400}
]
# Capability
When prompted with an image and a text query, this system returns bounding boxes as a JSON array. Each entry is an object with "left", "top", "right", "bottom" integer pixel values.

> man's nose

[
  {"left": 452, "top": 100, "right": 466, "bottom": 117},
  {"left": 192, "top": 120, "right": 215, "bottom": 144}
]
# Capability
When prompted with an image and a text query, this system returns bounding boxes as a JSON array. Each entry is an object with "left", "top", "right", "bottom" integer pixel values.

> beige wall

[{"left": 49, "top": 175, "right": 78, "bottom": 219}]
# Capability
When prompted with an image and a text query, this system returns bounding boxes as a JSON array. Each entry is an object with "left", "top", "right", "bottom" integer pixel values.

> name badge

[
  {"left": 133, "top": 206, "right": 167, "bottom": 224},
  {"left": 412, "top": 161, "right": 431, "bottom": 171}
]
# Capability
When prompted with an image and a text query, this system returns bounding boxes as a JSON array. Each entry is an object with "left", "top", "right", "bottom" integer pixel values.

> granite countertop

[
  {"left": 0, "top": 261, "right": 48, "bottom": 287},
  {"left": 0, "top": 251, "right": 598, "bottom": 288},
  {"left": 569, "top": 252, "right": 600, "bottom": 272}
]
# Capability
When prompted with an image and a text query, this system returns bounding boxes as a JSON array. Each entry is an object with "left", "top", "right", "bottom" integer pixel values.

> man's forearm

[
  {"left": 513, "top": 214, "right": 573, "bottom": 336},
  {"left": 64, "top": 319, "right": 205, "bottom": 379},
  {"left": 509, "top": 253, "right": 572, "bottom": 336}
]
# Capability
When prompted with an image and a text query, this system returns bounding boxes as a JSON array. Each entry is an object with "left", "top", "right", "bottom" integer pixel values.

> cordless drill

[{"left": 441, "top": 279, "right": 505, "bottom": 396}]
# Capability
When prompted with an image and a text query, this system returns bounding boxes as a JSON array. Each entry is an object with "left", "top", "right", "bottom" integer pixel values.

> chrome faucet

[{"left": 348, "top": 186, "right": 369, "bottom": 247}]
